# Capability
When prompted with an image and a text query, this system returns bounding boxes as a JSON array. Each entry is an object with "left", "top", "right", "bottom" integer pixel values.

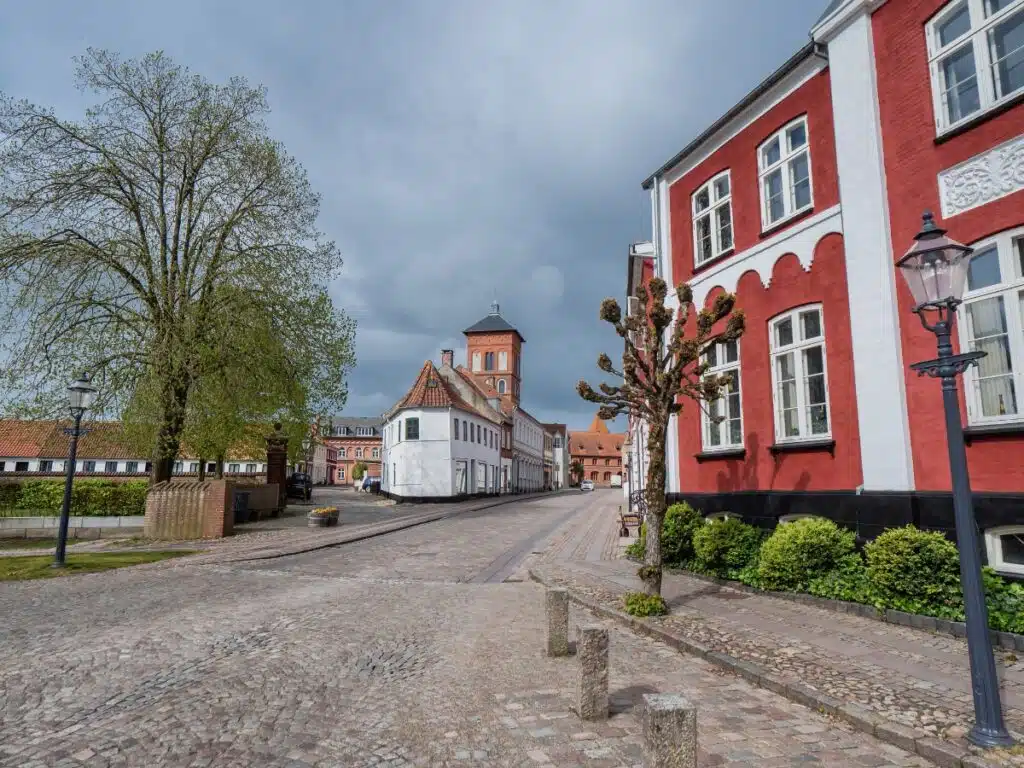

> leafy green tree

[
  {"left": 0, "top": 49, "right": 355, "bottom": 482},
  {"left": 352, "top": 462, "right": 368, "bottom": 481},
  {"left": 577, "top": 277, "right": 744, "bottom": 597},
  {"left": 570, "top": 461, "right": 585, "bottom": 484}
]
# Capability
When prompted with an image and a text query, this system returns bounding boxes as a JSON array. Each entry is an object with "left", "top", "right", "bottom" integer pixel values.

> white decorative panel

[{"left": 939, "top": 134, "right": 1024, "bottom": 218}]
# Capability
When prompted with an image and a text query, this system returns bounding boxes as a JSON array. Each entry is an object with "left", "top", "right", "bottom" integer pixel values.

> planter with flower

[{"left": 307, "top": 506, "right": 340, "bottom": 527}]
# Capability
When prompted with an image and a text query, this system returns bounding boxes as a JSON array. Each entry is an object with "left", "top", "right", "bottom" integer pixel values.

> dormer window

[{"left": 692, "top": 170, "right": 733, "bottom": 266}]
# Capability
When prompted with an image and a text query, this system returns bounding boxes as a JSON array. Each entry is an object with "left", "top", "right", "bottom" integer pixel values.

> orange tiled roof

[
  {"left": 569, "top": 431, "right": 625, "bottom": 458},
  {"left": 586, "top": 413, "right": 610, "bottom": 433},
  {"left": 391, "top": 361, "right": 474, "bottom": 412},
  {"left": 0, "top": 419, "right": 50, "bottom": 458}
]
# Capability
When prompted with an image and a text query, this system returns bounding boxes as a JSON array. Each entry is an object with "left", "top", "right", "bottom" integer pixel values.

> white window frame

[
  {"left": 372, "top": 448, "right": 380, "bottom": 459},
  {"left": 984, "top": 525, "right": 1024, "bottom": 576},
  {"left": 757, "top": 116, "right": 814, "bottom": 231},
  {"left": 769, "top": 304, "right": 832, "bottom": 443},
  {"left": 957, "top": 227, "right": 1024, "bottom": 425},
  {"left": 692, "top": 170, "right": 734, "bottom": 266},
  {"left": 926, "top": 0, "right": 1024, "bottom": 134},
  {"left": 699, "top": 339, "right": 743, "bottom": 452}
]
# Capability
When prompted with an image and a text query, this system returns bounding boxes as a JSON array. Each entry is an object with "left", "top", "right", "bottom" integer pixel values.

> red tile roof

[
  {"left": 391, "top": 361, "right": 475, "bottom": 412},
  {"left": 0, "top": 420, "right": 49, "bottom": 458}
]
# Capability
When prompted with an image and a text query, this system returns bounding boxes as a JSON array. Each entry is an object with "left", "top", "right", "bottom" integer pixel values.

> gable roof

[
  {"left": 568, "top": 430, "right": 625, "bottom": 458},
  {"left": 438, "top": 366, "right": 507, "bottom": 425},
  {"left": 463, "top": 303, "right": 526, "bottom": 342},
  {"left": 586, "top": 413, "right": 611, "bottom": 434},
  {"left": 389, "top": 360, "right": 470, "bottom": 413}
]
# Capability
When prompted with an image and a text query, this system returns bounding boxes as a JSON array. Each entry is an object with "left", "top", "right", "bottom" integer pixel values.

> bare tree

[
  {"left": 577, "top": 277, "right": 744, "bottom": 596},
  {"left": 0, "top": 49, "right": 354, "bottom": 482}
]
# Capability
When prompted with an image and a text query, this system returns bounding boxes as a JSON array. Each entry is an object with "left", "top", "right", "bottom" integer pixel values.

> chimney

[{"left": 441, "top": 349, "right": 454, "bottom": 368}]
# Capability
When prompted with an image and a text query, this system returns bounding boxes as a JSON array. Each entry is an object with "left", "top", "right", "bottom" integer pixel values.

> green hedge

[
  {"left": 692, "top": 517, "right": 762, "bottom": 579},
  {"left": 625, "top": 502, "right": 1024, "bottom": 634},
  {"left": 0, "top": 480, "right": 148, "bottom": 517}
]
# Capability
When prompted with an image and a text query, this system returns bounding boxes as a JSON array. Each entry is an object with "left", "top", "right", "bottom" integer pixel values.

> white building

[
  {"left": 511, "top": 407, "right": 544, "bottom": 492},
  {"left": 381, "top": 360, "right": 504, "bottom": 500}
]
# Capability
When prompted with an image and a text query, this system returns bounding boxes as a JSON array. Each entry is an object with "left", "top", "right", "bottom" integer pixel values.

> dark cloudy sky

[{"left": 0, "top": 1, "right": 823, "bottom": 432}]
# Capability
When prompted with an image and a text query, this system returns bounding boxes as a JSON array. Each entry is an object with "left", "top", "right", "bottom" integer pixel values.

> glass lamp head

[
  {"left": 896, "top": 211, "right": 973, "bottom": 310},
  {"left": 67, "top": 372, "right": 98, "bottom": 417}
]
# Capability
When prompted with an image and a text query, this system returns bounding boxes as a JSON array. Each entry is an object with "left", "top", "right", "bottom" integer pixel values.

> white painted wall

[
  {"left": 819, "top": 9, "right": 914, "bottom": 491},
  {"left": 380, "top": 406, "right": 502, "bottom": 498}
]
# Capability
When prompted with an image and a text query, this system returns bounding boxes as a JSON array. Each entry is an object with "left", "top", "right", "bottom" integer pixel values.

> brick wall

[
  {"left": 144, "top": 480, "right": 234, "bottom": 540},
  {"left": 872, "top": 0, "right": 1024, "bottom": 492}
]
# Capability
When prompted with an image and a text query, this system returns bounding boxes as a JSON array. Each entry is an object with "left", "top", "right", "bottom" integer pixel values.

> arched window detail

[{"left": 497, "top": 379, "right": 507, "bottom": 394}]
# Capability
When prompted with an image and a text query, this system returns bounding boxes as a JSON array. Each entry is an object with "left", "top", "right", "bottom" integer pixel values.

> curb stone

[{"left": 527, "top": 567, "right": 1013, "bottom": 768}]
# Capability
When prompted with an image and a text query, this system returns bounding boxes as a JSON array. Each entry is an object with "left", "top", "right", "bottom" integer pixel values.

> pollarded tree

[
  {"left": 577, "top": 277, "right": 744, "bottom": 596},
  {"left": 0, "top": 49, "right": 354, "bottom": 482}
]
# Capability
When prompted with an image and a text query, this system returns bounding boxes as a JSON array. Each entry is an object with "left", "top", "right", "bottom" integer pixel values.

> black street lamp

[
  {"left": 895, "top": 211, "right": 1013, "bottom": 749},
  {"left": 301, "top": 436, "right": 312, "bottom": 476},
  {"left": 54, "top": 372, "right": 98, "bottom": 568}
]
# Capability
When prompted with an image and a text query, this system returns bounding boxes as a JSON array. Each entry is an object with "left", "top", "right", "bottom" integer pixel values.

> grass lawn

[
  {"left": 0, "top": 538, "right": 58, "bottom": 550},
  {"left": 0, "top": 551, "right": 194, "bottom": 581}
]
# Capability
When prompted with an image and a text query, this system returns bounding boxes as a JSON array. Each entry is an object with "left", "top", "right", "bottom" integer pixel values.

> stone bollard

[
  {"left": 641, "top": 694, "right": 697, "bottom": 768},
  {"left": 545, "top": 588, "right": 570, "bottom": 657},
  {"left": 576, "top": 626, "right": 609, "bottom": 721}
]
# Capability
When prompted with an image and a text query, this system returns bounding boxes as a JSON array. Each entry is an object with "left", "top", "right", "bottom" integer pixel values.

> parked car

[
  {"left": 286, "top": 472, "right": 313, "bottom": 501},
  {"left": 361, "top": 475, "right": 381, "bottom": 493},
  {"left": 580, "top": 480, "right": 595, "bottom": 491}
]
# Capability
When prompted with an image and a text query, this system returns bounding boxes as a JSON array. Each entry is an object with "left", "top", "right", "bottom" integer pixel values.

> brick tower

[{"left": 463, "top": 301, "right": 525, "bottom": 409}]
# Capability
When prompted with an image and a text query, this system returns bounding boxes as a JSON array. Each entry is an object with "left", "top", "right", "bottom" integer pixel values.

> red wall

[
  {"left": 676, "top": 234, "right": 863, "bottom": 493},
  {"left": 669, "top": 69, "right": 840, "bottom": 284},
  {"left": 873, "top": 0, "right": 1024, "bottom": 492}
]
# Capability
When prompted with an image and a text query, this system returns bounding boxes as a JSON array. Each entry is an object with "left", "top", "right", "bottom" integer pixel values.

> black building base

[{"left": 667, "top": 489, "right": 1023, "bottom": 544}]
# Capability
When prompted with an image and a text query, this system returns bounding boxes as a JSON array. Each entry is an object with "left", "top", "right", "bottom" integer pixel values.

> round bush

[
  {"left": 865, "top": 525, "right": 962, "bottom": 617},
  {"left": 691, "top": 517, "right": 762, "bottom": 578},
  {"left": 757, "top": 517, "right": 856, "bottom": 592},
  {"left": 660, "top": 502, "right": 704, "bottom": 565}
]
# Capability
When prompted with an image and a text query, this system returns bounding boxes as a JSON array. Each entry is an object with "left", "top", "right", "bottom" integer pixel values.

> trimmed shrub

[
  {"left": 622, "top": 503, "right": 704, "bottom": 565},
  {"left": 757, "top": 517, "right": 856, "bottom": 592},
  {"left": 808, "top": 552, "right": 873, "bottom": 604},
  {"left": 660, "top": 502, "right": 704, "bottom": 566},
  {"left": 984, "top": 569, "right": 1024, "bottom": 634},
  {"left": 691, "top": 517, "right": 762, "bottom": 578},
  {"left": 352, "top": 462, "right": 368, "bottom": 481},
  {"left": 623, "top": 591, "right": 668, "bottom": 617},
  {"left": 864, "top": 525, "right": 963, "bottom": 618},
  {"left": 3, "top": 479, "right": 148, "bottom": 517}
]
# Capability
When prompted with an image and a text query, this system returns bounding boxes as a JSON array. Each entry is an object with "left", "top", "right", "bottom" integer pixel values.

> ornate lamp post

[
  {"left": 54, "top": 373, "right": 98, "bottom": 568},
  {"left": 301, "top": 436, "right": 312, "bottom": 477},
  {"left": 895, "top": 211, "right": 1013, "bottom": 748}
]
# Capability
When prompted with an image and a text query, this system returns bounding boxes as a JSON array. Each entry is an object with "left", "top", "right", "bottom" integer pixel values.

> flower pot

[{"left": 307, "top": 515, "right": 329, "bottom": 528}]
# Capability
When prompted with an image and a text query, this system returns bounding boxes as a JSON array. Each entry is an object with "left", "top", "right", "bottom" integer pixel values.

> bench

[{"left": 618, "top": 505, "right": 643, "bottom": 537}]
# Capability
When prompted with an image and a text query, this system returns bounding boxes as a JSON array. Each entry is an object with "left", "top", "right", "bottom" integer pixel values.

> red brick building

[
  {"left": 631, "top": 0, "right": 1024, "bottom": 576},
  {"left": 322, "top": 417, "right": 383, "bottom": 486},
  {"left": 569, "top": 414, "right": 625, "bottom": 487}
]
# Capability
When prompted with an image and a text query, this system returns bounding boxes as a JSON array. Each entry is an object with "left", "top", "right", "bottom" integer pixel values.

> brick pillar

[{"left": 266, "top": 422, "right": 289, "bottom": 516}]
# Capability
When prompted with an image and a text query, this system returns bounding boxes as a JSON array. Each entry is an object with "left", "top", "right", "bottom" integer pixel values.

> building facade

[
  {"left": 543, "top": 423, "right": 569, "bottom": 490},
  {"left": 323, "top": 417, "right": 383, "bottom": 486},
  {"left": 0, "top": 419, "right": 267, "bottom": 479},
  {"left": 569, "top": 414, "right": 625, "bottom": 487},
  {"left": 630, "top": 0, "right": 1024, "bottom": 577}
]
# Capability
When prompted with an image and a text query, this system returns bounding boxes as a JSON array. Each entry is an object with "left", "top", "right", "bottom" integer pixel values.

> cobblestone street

[{"left": 0, "top": 491, "right": 935, "bottom": 766}]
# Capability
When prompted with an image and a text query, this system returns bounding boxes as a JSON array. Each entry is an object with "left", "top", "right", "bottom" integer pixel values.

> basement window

[{"left": 985, "top": 526, "right": 1024, "bottom": 576}]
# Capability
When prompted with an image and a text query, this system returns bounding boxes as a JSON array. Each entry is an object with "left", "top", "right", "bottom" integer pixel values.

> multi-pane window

[
  {"left": 485, "top": 352, "right": 495, "bottom": 370},
  {"left": 927, "top": 0, "right": 1024, "bottom": 132},
  {"left": 700, "top": 339, "right": 743, "bottom": 450},
  {"left": 173, "top": 461, "right": 183, "bottom": 474},
  {"left": 372, "top": 447, "right": 380, "bottom": 459},
  {"left": 692, "top": 171, "right": 733, "bottom": 266},
  {"left": 958, "top": 228, "right": 1024, "bottom": 423},
  {"left": 454, "top": 417, "right": 460, "bottom": 439},
  {"left": 15, "top": 461, "right": 28, "bottom": 472},
  {"left": 355, "top": 447, "right": 363, "bottom": 458},
  {"left": 758, "top": 117, "right": 813, "bottom": 229},
  {"left": 472, "top": 352, "right": 482, "bottom": 372},
  {"left": 246, "top": 463, "right": 257, "bottom": 473},
  {"left": 499, "top": 351, "right": 508, "bottom": 370},
  {"left": 126, "top": 461, "right": 139, "bottom": 473},
  {"left": 770, "top": 306, "right": 830, "bottom": 441},
  {"left": 228, "top": 463, "right": 240, "bottom": 473},
  {"left": 405, "top": 417, "right": 420, "bottom": 440},
  {"left": 39, "top": 460, "right": 53, "bottom": 472},
  {"left": 339, "top": 447, "right": 346, "bottom": 458},
  {"left": 985, "top": 526, "right": 1024, "bottom": 576}
]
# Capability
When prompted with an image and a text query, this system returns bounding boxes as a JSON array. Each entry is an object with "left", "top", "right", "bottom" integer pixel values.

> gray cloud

[{"left": 0, "top": 0, "right": 822, "bottom": 431}]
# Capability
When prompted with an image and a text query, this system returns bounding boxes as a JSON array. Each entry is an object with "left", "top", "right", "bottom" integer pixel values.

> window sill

[
  {"left": 692, "top": 248, "right": 736, "bottom": 276},
  {"left": 769, "top": 438, "right": 835, "bottom": 456},
  {"left": 963, "top": 422, "right": 1024, "bottom": 445},
  {"left": 695, "top": 447, "right": 746, "bottom": 462},
  {"left": 760, "top": 205, "right": 815, "bottom": 239},
  {"left": 934, "top": 90, "right": 1024, "bottom": 145}
]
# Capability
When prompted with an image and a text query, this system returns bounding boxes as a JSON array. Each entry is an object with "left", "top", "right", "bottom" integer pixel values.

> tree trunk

[
  {"left": 215, "top": 453, "right": 225, "bottom": 480},
  {"left": 150, "top": 375, "right": 190, "bottom": 484},
  {"left": 641, "top": 417, "right": 669, "bottom": 596},
  {"left": 198, "top": 456, "right": 206, "bottom": 482}
]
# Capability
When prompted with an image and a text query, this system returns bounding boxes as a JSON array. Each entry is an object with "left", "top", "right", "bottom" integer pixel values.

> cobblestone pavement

[
  {"left": 0, "top": 491, "right": 933, "bottom": 767},
  {"left": 535, "top": 492, "right": 1024, "bottom": 766}
]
